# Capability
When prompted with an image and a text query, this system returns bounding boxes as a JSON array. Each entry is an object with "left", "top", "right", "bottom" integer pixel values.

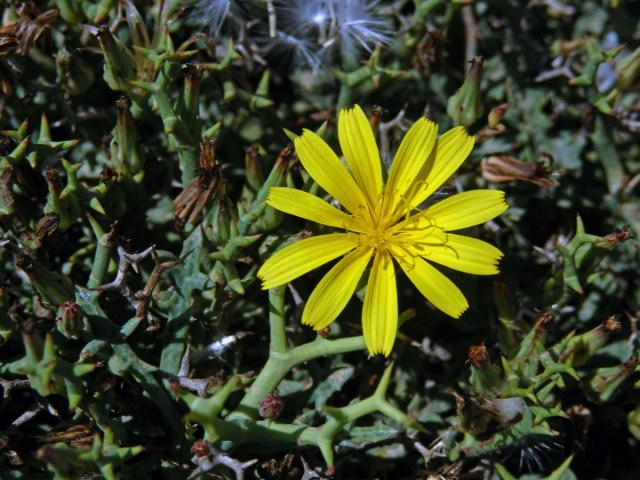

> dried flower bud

[
  {"left": 594, "top": 226, "right": 632, "bottom": 249},
  {"left": 560, "top": 315, "right": 622, "bottom": 367},
  {"left": 318, "top": 326, "right": 332, "bottom": 338},
  {"left": 244, "top": 145, "right": 263, "bottom": 191},
  {"left": 487, "top": 103, "right": 510, "bottom": 128},
  {"left": 191, "top": 440, "right": 210, "bottom": 458},
  {"left": 369, "top": 106, "right": 385, "bottom": 133},
  {"left": 57, "top": 300, "right": 82, "bottom": 338},
  {"left": 468, "top": 343, "right": 503, "bottom": 396},
  {"left": 588, "top": 356, "right": 637, "bottom": 403},
  {"left": 480, "top": 155, "right": 559, "bottom": 188},
  {"left": 468, "top": 343, "right": 489, "bottom": 368},
  {"left": 447, "top": 57, "right": 483, "bottom": 127},
  {"left": 259, "top": 393, "right": 284, "bottom": 420}
]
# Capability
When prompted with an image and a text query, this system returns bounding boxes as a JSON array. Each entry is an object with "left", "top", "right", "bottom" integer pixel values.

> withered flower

[
  {"left": 173, "top": 139, "right": 221, "bottom": 228},
  {"left": 480, "top": 154, "right": 559, "bottom": 188}
]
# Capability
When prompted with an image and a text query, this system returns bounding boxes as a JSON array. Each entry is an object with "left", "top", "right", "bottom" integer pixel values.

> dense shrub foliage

[{"left": 0, "top": 1, "right": 638, "bottom": 478}]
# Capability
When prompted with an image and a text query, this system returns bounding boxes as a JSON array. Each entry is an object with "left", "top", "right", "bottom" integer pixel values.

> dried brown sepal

[
  {"left": 0, "top": 4, "right": 58, "bottom": 56},
  {"left": 412, "top": 30, "right": 445, "bottom": 76},
  {"left": 480, "top": 154, "right": 559, "bottom": 188},
  {"left": 35, "top": 424, "right": 95, "bottom": 450},
  {"left": 35, "top": 213, "right": 59, "bottom": 241}
]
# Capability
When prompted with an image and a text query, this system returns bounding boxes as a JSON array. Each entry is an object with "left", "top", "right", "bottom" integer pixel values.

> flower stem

[{"left": 269, "top": 287, "right": 287, "bottom": 355}]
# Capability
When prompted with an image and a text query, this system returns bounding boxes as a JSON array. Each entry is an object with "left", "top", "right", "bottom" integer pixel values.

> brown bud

[
  {"left": 369, "top": 106, "right": 385, "bottom": 133},
  {"left": 191, "top": 440, "right": 210, "bottom": 458},
  {"left": 45, "top": 167, "right": 60, "bottom": 192},
  {"left": 115, "top": 96, "right": 130, "bottom": 111},
  {"left": 595, "top": 226, "right": 632, "bottom": 249},
  {"left": 317, "top": 326, "right": 332, "bottom": 338},
  {"left": 487, "top": 103, "right": 510, "bottom": 128},
  {"left": 602, "top": 315, "right": 622, "bottom": 334},
  {"left": 199, "top": 139, "right": 217, "bottom": 173},
  {"left": 259, "top": 393, "right": 284, "bottom": 420},
  {"left": 57, "top": 300, "right": 82, "bottom": 338},
  {"left": 468, "top": 343, "right": 489, "bottom": 368}
]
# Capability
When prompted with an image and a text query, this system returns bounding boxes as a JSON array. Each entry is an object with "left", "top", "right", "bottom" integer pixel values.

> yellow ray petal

[
  {"left": 407, "top": 126, "right": 474, "bottom": 207},
  {"left": 384, "top": 117, "right": 437, "bottom": 217},
  {"left": 362, "top": 251, "right": 398, "bottom": 356},
  {"left": 338, "top": 105, "right": 382, "bottom": 209},
  {"left": 302, "top": 246, "right": 373, "bottom": 330},
  {"left": 391, "top": 246, "right": 468, "bottom": 318},
  {"left": 267, "top": 187, "right": 358, "bottom": 230},
  {"left": 426, "top": 190, "right": 508, "bottom": 231},
  {"left": 422, "top": 233, "right": 503, "bottom": 275},
  {"left": 258, "top": 234, "right": 357, "bottom": 289},
  {"left": 295, "top": 129, "right": 369, "bottom": 217}
]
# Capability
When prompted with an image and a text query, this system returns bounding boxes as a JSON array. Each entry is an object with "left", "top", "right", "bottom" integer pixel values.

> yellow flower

[{"left": 257, "top": 105, "right": 508, "bottom": 356}]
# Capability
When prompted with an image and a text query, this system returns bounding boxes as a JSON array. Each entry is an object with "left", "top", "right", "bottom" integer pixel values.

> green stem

[
  {"left": 230, "top": 355, "right": 290, "bottom": 420},
  {"left": 86, "top": 214, "right": 111, "bottom": 289},
  {"left": 230, "top": 334, "right": 366, "bottom": 420},
  {"left": 289, "top": 335, "right": 366, "bottom": 364},
  {"left": 269, "top": 287, "right": 287, "bottom": 354}
]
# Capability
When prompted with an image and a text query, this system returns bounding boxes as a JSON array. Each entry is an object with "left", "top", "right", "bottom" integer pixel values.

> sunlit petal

[
  {"left": 426, "top": 190, "right": 508, "bottom": 231},
  {"left": 362, "top": 251, "right": 398, "bottom": 356},
  {"left": 385, "top": 117, "right": 438, "bottom": 218},
  {"left": 295, "top": 129, "right": 369, "bottom": 216},
  {"left": 338, "top": 105, "right": 383, "bottom": 209},
  {"left": 302, "top": 246, "right": 373, "bottom": 330},
  {"left": 422, "top": 233, "right": 503, "bottom": 275},
  {"left": 407, "top": 126, "right": 474, "bottom": 207},
  {"left": 391, "top": 246, "right": 468, "bottom": 318},
  {"left": 267, "top": 187, "right": 356, "bottom": 229},
  {"left": 258, "top": 234, "right": 357, "bottom": 289}
]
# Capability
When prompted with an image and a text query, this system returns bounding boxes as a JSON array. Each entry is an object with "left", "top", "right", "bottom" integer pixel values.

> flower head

[{"left": 257, "top": 105, "right": 508, "bottom": 356}]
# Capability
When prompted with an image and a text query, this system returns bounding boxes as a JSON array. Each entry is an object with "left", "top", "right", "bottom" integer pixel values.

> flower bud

[
  {"left": 559, "top": 315, "right": 621, "bottom": 367},
  {"left": 112, "top": 96, "right": 144, "bottom": 179},
  {"left": 468, "top": 344, "right": 504, "bottom": 396},
  {"left": 447, "top": 57, "right": 483, "bottom": 127},
  {"left": 594, "top": 226, "right": 632, "bottom": 250},
  {"left": 487, "top": 103, "right": 510, "bottom": 128},
  {"left": 244, "top": 145, "right": 264, "bottom": 192},
  {"left": 259, "top": 393, "right": 284, "bottom": 420},
  {"left": 369, "top": 106, "right": 385, "bottom": 133},
  {"left": 191, "top": 440, "right": 210, "bottom": 458},
  {"left": 56, "top": 301, "right": 83, "bottom": 338},
  {"left": 587, "top": 356, "right": 636, "bottom": 403}
]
